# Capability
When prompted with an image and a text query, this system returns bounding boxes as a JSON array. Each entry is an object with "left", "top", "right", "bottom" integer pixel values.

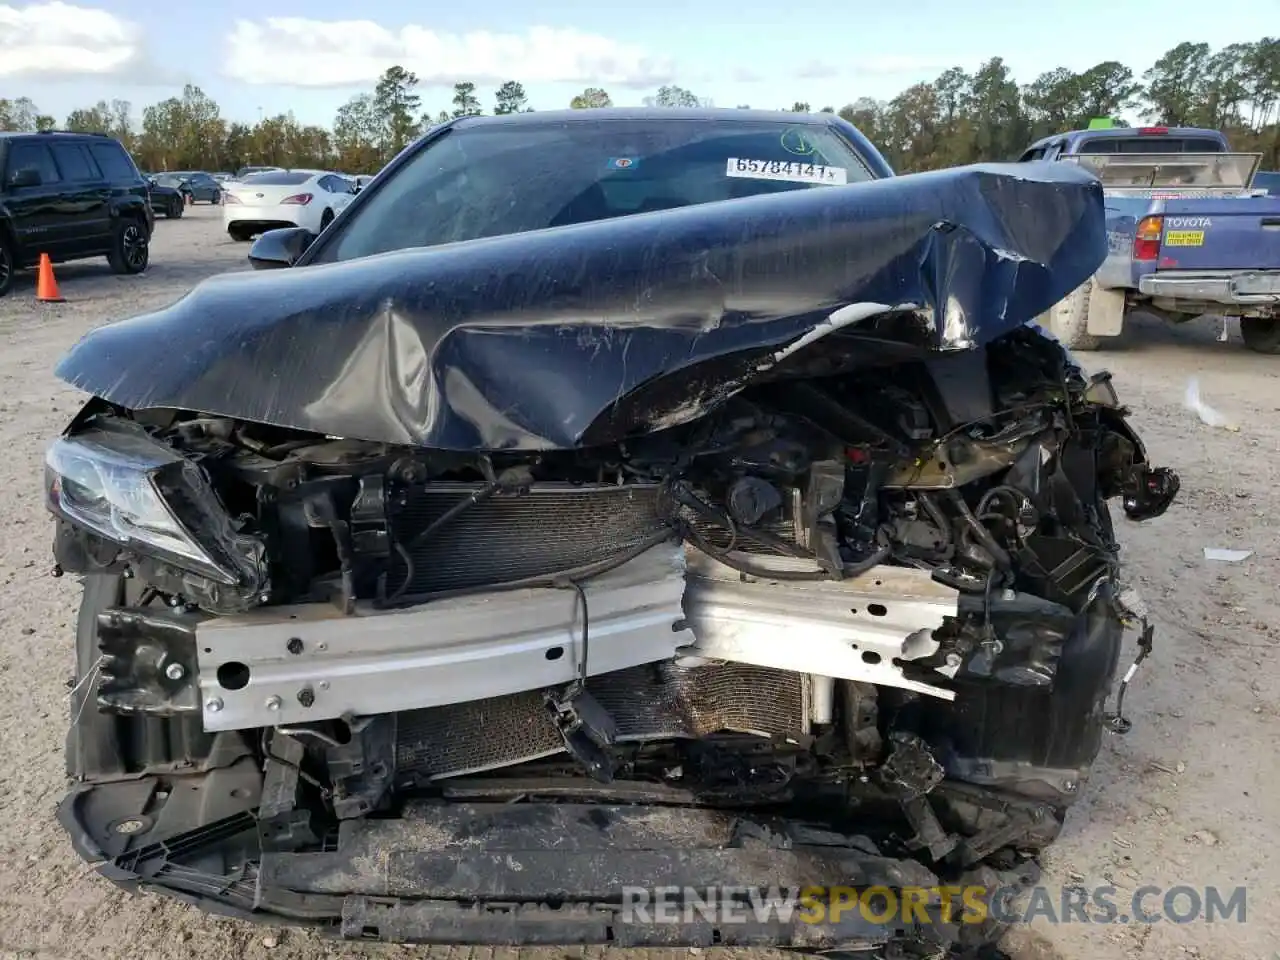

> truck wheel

[
  {"left": 1044, "top": 280, "right": 1101, "bottom": 351},
  {"left": 1240, "top": 317, "right": 1280, "bottom": 355},
  {"left": 107, "top": 217, "right": 149, "bottom": 275}
]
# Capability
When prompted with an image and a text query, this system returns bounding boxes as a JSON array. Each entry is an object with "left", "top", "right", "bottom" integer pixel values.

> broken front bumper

[{"left": 58, "top": 790, "right": 1033, "bottom": 949}]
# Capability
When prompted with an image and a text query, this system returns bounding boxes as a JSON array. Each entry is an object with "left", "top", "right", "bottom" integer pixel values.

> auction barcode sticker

[{"left": 726, "top": 158, "right": 848, "bottom": 185}]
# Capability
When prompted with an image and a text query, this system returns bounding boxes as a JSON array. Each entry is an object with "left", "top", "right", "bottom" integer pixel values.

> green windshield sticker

[{"left": 780, "top": 128, "right": 818, "bottom": 156}]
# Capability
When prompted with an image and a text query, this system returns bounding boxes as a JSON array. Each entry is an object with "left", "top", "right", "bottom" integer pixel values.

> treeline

[{"left": 1, "top": 39, "right": 1277, "bottom": 174}]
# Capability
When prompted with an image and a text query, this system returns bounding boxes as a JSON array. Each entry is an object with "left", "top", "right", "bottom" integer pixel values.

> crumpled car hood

[{"left": 55, "top": 161, "right": 1105, "bottom": 451}]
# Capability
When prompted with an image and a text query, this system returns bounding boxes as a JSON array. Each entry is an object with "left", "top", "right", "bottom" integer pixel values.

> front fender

[{"left": 111, "top": 197, "right": 154, "bottom": 235}]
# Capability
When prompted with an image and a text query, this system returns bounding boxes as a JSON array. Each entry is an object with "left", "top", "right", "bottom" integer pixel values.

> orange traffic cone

[{"left": 36, "top": 253, "right": 65, "bottom": 303}]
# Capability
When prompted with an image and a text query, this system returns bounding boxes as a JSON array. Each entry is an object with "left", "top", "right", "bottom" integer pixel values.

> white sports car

[{"left": 222, "top": 169, "right": 357, "bottom": 241}]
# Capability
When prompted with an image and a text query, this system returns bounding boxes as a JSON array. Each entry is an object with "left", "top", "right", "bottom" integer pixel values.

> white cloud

[
  {"left": 795, "top": 61, "right": 839, "bottom": 80},
  {"left": 790, "top": 56, "right": 957, "bottom": 82},
  {"left": 224, "top": 19, "right": 676, "bottom": 89},
  {"left": 853, "top": 55, "right": 954, "bottom": 76},
  {"left": 0, "top": 1, "right": 142, "bottom": 77}
]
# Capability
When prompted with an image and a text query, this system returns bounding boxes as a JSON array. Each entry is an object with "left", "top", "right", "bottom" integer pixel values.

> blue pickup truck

[{"left": 1021, "top": 124, "right": 1280, "bottom": 354}]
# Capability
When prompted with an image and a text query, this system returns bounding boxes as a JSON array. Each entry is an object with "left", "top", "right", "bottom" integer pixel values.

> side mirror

[
  {"left": 9, "top": 168, "right": 41, "bottom": 188},
  {"left": 248, "top": 227, "right": 316, "bottom": 270}
]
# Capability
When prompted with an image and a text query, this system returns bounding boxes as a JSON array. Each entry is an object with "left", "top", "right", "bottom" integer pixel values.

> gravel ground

[{"left": 0, "top": 206, "right": 1275, "bottom": 960}]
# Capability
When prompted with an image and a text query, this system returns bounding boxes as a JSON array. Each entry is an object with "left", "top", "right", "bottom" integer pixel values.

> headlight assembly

[{"left": 45, "top": 424, "right": 243, "bottom": 585}]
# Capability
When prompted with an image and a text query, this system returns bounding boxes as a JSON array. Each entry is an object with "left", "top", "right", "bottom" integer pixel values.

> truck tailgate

[{"left": 1156, "top": 198, "right": 1280, "bottom": 270}]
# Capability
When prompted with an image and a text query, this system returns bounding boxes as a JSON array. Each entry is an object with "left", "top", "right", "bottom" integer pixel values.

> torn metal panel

[
  {"left": 681, "top": 552, "right": 959, "bottom": 700},
  {"left": 196, "top": 543, "right": 690, "bottom": 732},
  {"left": 54, "top": 163, "right": 1106, "bottom": 451}
]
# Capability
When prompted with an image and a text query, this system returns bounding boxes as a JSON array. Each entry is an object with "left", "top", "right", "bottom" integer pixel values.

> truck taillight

[{"left": 1133, "top": 215, "right": 1163, "bottom": 261}]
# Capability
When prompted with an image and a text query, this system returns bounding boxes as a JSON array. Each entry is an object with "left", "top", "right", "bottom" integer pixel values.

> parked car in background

[
  {"left": 145, "top": 176, "right": 186, "bottom": 219},
  {"left": 337, "top": 173, "right": 375, "bottom": 191},
  {"left": 211, "top": 172, "right": 233, "bottom": 183},
  {"left": 151, "top": 171, "right": 222, "bottom": 204},
  {"left": 222, "top": 168, "right": 357, "bottom": 241},
  {"left": 0, "top": 130, "right": 152, "bottom": 297}
]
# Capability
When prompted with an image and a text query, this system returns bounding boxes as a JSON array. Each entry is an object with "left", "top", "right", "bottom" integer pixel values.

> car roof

[
  {"left": 241, "top": 168, "right": 327, "bottom": 179},
  {"left": 0, "top": 130, "right": 116, "bottom": 140},
  {"left": 450, "top": 107, "right": 843, "bottom": 129},
  {"left": 1024, "top": 126, "right": 1228, "bottom": 152}
]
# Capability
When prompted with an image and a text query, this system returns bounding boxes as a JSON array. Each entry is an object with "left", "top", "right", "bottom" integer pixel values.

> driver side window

[{"left": 6, "top": 141, "right": 61, "bottom": 185}]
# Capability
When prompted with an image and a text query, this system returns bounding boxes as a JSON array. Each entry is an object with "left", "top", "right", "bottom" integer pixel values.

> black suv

[{"left": 0, "top": 131, "right": 153, "bottom": 297}]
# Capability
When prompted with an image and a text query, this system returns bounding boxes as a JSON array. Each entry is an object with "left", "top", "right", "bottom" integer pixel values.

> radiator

[
  {"left": 387, "top": 482, "right": 669, "bottom": 595},
  {"left": 396, "top": 662, "right": 811, "bottom": 780}
]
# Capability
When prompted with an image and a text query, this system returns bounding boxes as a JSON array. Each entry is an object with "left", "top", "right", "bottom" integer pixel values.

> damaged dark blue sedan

[{"left": 47, "top": 109, "right": 1178, "bottom": 956}]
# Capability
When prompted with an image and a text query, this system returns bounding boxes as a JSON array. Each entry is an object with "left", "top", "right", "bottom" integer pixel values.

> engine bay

[{"left": 50, "top": 323, "right": 1179, "bottom": 950}]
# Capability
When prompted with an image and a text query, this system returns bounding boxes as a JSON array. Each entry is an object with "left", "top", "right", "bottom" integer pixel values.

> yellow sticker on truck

[{"left": 1164, "top": 230, "right": 1205, "bottom": 246}]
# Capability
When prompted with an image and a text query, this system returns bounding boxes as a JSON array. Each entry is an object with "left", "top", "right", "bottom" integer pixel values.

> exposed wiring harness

[
  {"left": 384, "top": 478, "right": 504, "bottom": 603},
  {"left": 670, "top": 479, "right": 891, "bottom": 581},
  {"left": 554, "top": 577, "right": 592, "bottom": 694},
  {"left": 374, "top": 526, "right": 677, "bottom": 610},
  {"left": 947, "top": 488, "right": 1012, "bottom": 571}
]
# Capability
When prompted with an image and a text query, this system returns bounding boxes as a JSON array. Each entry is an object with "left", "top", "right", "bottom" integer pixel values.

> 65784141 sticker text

[{"left": 726, "top": 158, "right": 848, "bottom": 185}]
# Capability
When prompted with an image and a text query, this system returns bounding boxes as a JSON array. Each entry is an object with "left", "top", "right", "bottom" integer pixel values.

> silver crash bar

[{"left": 196, "top": 543, "right": 960, "bottom": 732}]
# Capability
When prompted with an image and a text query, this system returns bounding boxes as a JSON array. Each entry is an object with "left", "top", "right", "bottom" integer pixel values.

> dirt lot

[{"left": 0, "top": 206, "right": 1275, "bottom": 960}]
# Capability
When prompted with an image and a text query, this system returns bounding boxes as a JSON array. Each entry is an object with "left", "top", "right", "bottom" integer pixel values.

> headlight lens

[{"left": 45, "top": 427, "right": 236, "bottom": 584}]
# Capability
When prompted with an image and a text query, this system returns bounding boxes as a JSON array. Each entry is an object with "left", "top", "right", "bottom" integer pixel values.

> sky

[{"left": 1, "top": 0, "right": 1276, "bottom": 128}]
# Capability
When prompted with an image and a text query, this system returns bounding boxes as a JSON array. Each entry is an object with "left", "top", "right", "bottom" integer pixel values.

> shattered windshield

[{"left": 309, "top": 119, "right": 876, "bottom": 263}]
